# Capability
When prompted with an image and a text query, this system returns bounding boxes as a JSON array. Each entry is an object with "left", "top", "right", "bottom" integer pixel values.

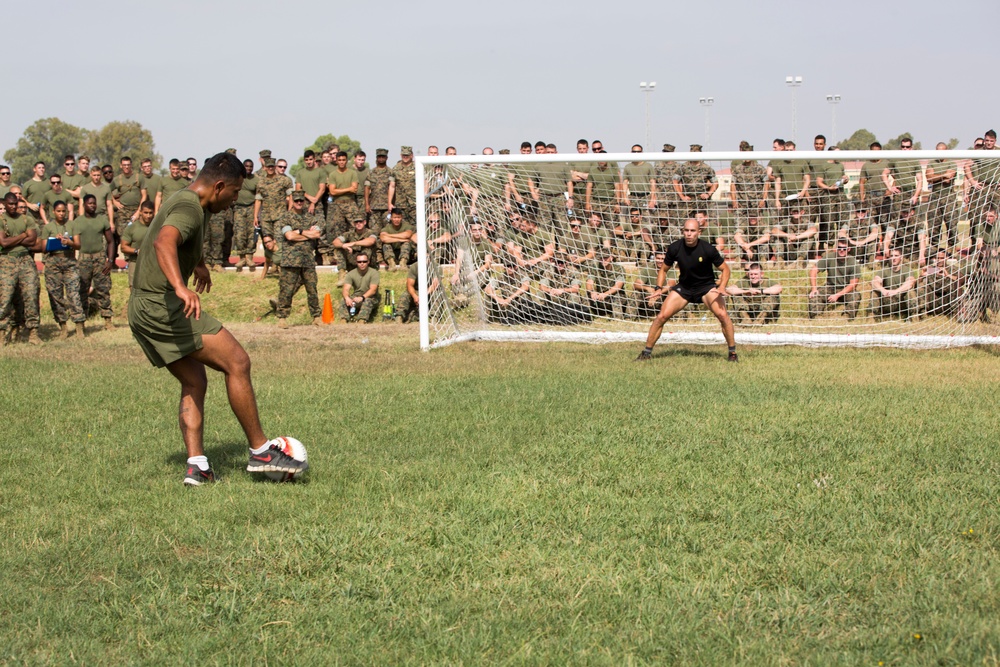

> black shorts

[{"left": 672, "top": 283, "right": 715, "bottom": 303}]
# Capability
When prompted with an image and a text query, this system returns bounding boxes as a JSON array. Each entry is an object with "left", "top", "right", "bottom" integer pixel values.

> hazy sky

[{"left": 3, "top": 0, "right": 998, "bottom": 167}]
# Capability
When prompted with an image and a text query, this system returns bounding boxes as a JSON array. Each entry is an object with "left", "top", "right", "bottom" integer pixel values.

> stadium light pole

[
  {"left": 826, "top": 94, "right": 841, "bottom": 145},
  {"left": 699, "top": 97, "right": 714, "bottom": 150},
  {"left": 640, "top": 81, "right": 656, "bottom": 150},
  {"left": 785, "top": 75, "right": 803, "bottom": 143}
]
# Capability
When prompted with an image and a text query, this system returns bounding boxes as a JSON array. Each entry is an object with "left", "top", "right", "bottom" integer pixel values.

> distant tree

[
  {"left": 883, "top": 133, "right": 921, "bottom": 150},
  {"left": 946, "top": 138, "right": 960, "bottom": 149},
  {"left": 3, "top": 117, "right": 86, "bottom": 183},
  {"left": 290, "top": 133, "right": 362, "bottom": 179},
  {"left": 837, "top": 129, "right": 878, "bottom": 151},
  {"left": 81, "top": 120, "right": 161, "bottom": 170}
]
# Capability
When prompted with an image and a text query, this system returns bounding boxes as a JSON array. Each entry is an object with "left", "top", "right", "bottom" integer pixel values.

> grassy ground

[{"left": 1, "top": 279, "right": 998, "bottom": 664}]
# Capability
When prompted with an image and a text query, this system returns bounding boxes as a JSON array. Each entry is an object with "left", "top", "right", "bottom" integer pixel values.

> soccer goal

[{"left": 415, "top": 149, "right": 1000, "bottom": 350}]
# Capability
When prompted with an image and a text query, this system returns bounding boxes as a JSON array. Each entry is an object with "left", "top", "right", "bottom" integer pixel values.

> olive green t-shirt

[
  {"left": 588, "top": 261, "right": 625, "bottom": 294},
  {"left": 121, "top": 220, "right": 151, "bottom": 259},
  {"left": 776, "top": 160, "right": 808, "bottom": 197},
  {"left": 132, "top": 190, "right": 208, "bottom": 293},
  {"left": 328, "top": 168, "right": 359, "bottom": 202},
  {"left": 41, "top": 189, "right": 74, "bottom": 219},
  {"left": 113, "top": 172, "right": 143, "bottom": 207},
  {"left": 589, "top": 165, "right": 620, "bottom": 203},
  {"left": 817, "top": 253, "right": 859, "bottom": 290},
  {"left": 22, "top": 178, "right": 51, "bottom": 208},
  {"left": 44, "top": 219, "right": 76, "bottom": 259},
  {"left": 236, "top": 173, "right": 258, "bottom": 207},
  {"left": 345, "top": 266, "right": 380, "bottom": 297},
  {"left": 0, "top": 214, "right": 39, "bottom": 257},
  {"left": 886, "top": 159, "right": 922, "bottom": 192},
  {"left": 80, "top": 182, "right": 113, "bottom": 209},
  {"left": 160, "top": 175, "right": 190, "bottom": 202},
  {"left": 532, "top": 162, "right": 571, "bottom": 196},
  {"left": 623, "top": 162, "right": 655, "bottom": 197},
  {"left": 877, "top": 265, "right": 911, "bottom": 292},
  {"left": 860, "top": 160, "right": 886, "bottom": 197},
  {"left": 74, "top": 213, "right": 112, "bottom": 254},
  {"left": 61, "top": 172, "right": 86, "bottom": 196},
  {"left": 296, "top": 166, "right": 326, "bottom": 198},
  {"left": 140, "top": 173, "right": 163, "bottom": 202}
]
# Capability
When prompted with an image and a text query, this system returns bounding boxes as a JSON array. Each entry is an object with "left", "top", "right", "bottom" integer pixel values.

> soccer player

[
  {"left": 128, "top": 152, "right": 307, "bottom": 486},
  {"left": 635, "top": 218, "right": 738, "bottom": 362}
]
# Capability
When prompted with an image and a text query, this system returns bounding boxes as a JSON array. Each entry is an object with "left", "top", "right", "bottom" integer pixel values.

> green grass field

[{"left": 1, "top": 273, "right": 998, "bottom": 665}]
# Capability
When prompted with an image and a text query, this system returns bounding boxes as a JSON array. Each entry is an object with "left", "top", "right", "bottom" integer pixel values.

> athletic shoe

[
  {"left": 247, "top": 440, "right": 310, "bottom": 474},
  {"left": 184, "top": 466, "right": 216, "bottom": 486},
  {"left": 727, "top": 351, "right": 739, "bottom": 363},
  {"left": 634, "top": 350, "right": 651, "bottom": 361}
]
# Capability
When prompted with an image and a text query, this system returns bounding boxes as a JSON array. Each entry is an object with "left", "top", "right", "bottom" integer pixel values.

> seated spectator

[
  {"left": 379, "top": 208, "right": 414, "bottom": 271},
  {"left": 726, "top": 262, "right": 782, "bottom": 325},
  {"left": 883, "top": 206, "right": 927, "bottom": 266},
  {"left": 641, "top": 211, "right": 680, "bottom": 258},
  {"left": 333, "top": 215, "right": 377, "bottom": 283},
  {"left": 808, "top": 239, "right": 860, "bottom": 320},
  {"left": 630, "top": 251, "right": 671, "bottom": 320},
  {"left": 872, "top": 247, "right": 917, "bottom": 320},
  {"left": 558, "top": 217, "right": 596, "bottom": 267},
  {"left": 612, "top": 208, "right": 644, "bottom": 261},
  {"left": 451, "top": 220, "right": 493, "bottom": 306},
  {"left": 538, "top": 252, "right": 591, "bottom": 324},
  {"left": 396, "top": 261, "right": 441, "bottom": 324},
  {"left": 839, "top": 204, "right": 880, "bottom": 266},
  {"left": 338, "top": 251, "right": 381, "bottom": 323},
  {"left": 771, "top": 204, "right": 817, "bottom": 265},
  {"left": 733, "top": 213, "right": 772, "bottom": 267},
  {"left": 484, "top": 251, "right": 533, "bottom": 325},
  {"left": 426, "top": 209, "right": 455, "bottom": 265},
  {"left": 586, "top": 248, "right": 626, "bottom": 319},
  {"left": 505, "top": 211, "right": 554, "bottom": 279},
  {"left": 918, "top": 248, "right": 960, "bottom": 317}
]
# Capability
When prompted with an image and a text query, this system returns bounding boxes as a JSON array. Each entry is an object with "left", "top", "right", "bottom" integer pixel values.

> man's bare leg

[
  {"left": 186, "top": 327, "right": 267, "bottom": 449},
  {"left": 639, "top": 291, "right": 690, "bottom": 357},
  {"left": 166, "top": 356, "right": 209, "bottom": 458},
  {"left": 703, "top": 289, "right": 736, "bottom": 348}
]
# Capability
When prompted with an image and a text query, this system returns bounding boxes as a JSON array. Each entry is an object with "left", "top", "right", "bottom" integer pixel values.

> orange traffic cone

[{"left": 321, "top": 293, "right": 334, "bottom": 324}]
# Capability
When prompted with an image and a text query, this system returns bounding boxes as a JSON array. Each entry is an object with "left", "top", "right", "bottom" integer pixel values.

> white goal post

[{"left": 415, "top": 150, "right": 1000, "bottom": 350}]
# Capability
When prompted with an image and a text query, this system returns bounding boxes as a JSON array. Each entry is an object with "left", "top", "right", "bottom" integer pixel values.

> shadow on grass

[
  {"left": 166, "top": 441, "right": 311, "bottom": 484},
  {"left": 652, "top": 347, "right": 726, "bottom": 360},
  {"left": 972, "top": 343, "right": 1000, "bottom": 357}
]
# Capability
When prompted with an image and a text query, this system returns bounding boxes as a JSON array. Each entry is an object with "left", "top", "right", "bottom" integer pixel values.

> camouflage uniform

[
  {"left": 203, "top": 207, "right": 232, "bottom": 268},
  {"left": 364, "top": 160, "right": 392, "bottom": 264},
  {"left": 326, "top": 167, "right": 360, "bottom": 240},
  {"left": 967, "top": 158, "right": 1000, "bottom": 243},
  {"left": 730, "top": 160, "right": 768, "bottom": 215},
  {"left": 539, "top": 261, "right": 590, "bottom": 325},
  {"left": 390, "top": 156, "right": 418, "bottom": 225},
  {"left": 873, "top": 264, "right": 916, "bottom": 320},
  {"left": 338, "top": 266, "right": 381, "bottom": 322},
  {"left": 275, "top": 207, "right": 324, "bottom": 319},
  {"left": 654, "top": 159, "right": 682, "bottom": 235},
  {"left": 586, "top": 259, "right": 626, "bottom": 319},
  {"left": 630, "top": 261, "right": 666, "bottom": 320},
  {"left": 775, "top": 213, "right": 817, "bottom": 262},
  {"left": 334, "top": 224, "right": 378, "bottom": 274},
  {"left": 808, "top": 252, "right": 860, "bottom": 320},
  {"left": 733, "top": 277, "right": 781, "bottom": 324},
  {"left": 75, "top": 213, "right": 113, "bottom": 319},
  {"left": 675, "top": 161, "right": 718, "bottom": 213},
  {"left": 256, "top": 170, "right": 293, "bottom": 266},
  {"left": 233, "top": 172, "right": 259, "bottom": 269},
  {"left": 41, "top": 222, "right": 85, "bottom": 326},
  {"left": 380, "top": 219, "right": 416, "bottom": 269},
  {"left": 0, "top": 214, "right": 41, "bottom": 334},
  {"left": 813, "top": 161, "right": 848, "bottom": 249},
  {"left": 925, "top": 159, "right": 958, "bottom": 250}
]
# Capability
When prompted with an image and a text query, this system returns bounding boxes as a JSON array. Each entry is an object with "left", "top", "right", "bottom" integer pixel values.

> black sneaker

[
  {"left": 727, "top": 351, "right": 739, "bottom": 363},
  {"left": 184, "top": 465, "right": 216, "bottom": 486},
  {"left": 635, "top": 350, "right": 652, "bottom": 361},
  {"left": 247, "top": 441, "right": 309, "bottom": 474}
]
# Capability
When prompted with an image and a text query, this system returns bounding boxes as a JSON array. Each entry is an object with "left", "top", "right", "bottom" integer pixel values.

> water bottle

[{"left": 349, "top": 304, "right": 356, "bottom": 317}]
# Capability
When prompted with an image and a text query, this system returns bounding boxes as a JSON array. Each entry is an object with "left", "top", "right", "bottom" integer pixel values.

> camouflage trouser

[
  {"left": 396, "top": 289, "right": 417, "bottom": 323},
  {"left": 587, "top": 293, "right": 624, "bottom": 319},
  {"left": 545, "top": 293, "right": 590, "bottom": 325},
  {"left": 630, "top": 291, "right": 665, "bottom": 321},
  {"left": 919, "top": 277, "right": 958, "bottom": 316},
  {"left": 381, "top": 240, "right": 414, "bottom": 267},
  {"left": 203, "top": 207, "right": 232, "bottom": 266},
  {"left": 260, "top": 218, "right": 282, "bottom": 265},
  {"left": 926, "top": 192, "right": 957, "bottom": 251},
  {"left": 275, "top": 266, "right": 320, "bottom": 318},
  {"left": 873, "top": 291, "right": 915, "bottom": 321},
  {"left": 735, "top": 294, "right": 780, "bottom": 324},
  {"left": 369, "top": 210, "right": 388, "bottom": 263},
  {"left": 114, "top": 205, "right": 138, "bottom": 255},
  {"left": 232, "top": 205, "right": 257, "bottom": 256},
  {"left": 814, "top": 192, "right": 847, "bottom": 249},
  {"left": 808, "top": 285, "right": 859, "bottom": 320},
  {"left": 329, "top": 199, "right": 359, "bottom": 239},
  {"left": 536, "top": 193, "right": 568, "bottom": 235},
  {"left": 338, "top": 292, "right": 381, "bottom": 322},
  {"left": 333, "top": 246, "right": 376, "bottom": 274},
  {"left": 43, "top": 256, "right": 85, "bottom": 324},
  {"left": 779, "top": 237, "right": 814, "bottom": 263},
  {"left": 0, "top": 255, "right": 40, "bottom": 330},
  {"left": 78, "top": 252, "right": 112, "bottom": 318}
]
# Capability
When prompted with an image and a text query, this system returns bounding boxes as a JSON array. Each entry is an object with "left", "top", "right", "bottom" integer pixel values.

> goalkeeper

[{"left": 635, "top": 218, "right": 738, "bottom": 362}]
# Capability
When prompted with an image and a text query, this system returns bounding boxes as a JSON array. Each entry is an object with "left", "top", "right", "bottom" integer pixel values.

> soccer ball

[{"left": 264, "top": 436, "right": 308, "bottom": 482}]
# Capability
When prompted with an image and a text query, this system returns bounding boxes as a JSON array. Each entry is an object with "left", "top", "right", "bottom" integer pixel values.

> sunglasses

[
  {"left": 50, "top": 180, "right": 61, "bottom": 184},
  {"left": 0, "top": 172, "right": 10, "bottom": 176},
  {"left": 64, "top": 162, "right": 75, "bottom": 166}
]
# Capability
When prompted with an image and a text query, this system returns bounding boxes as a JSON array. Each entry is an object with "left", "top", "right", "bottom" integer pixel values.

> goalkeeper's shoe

[
  {"left": 727, "top": 351, "right": 739, "bottom": 363},
  {"left": 247, "top": 440, "right": 310, "bottom": 474},
  {"left": 634, "top": 350, "right": 652, "bottom": 362},
  {"left": 184, "top": 465, "right": 216, "bottom": 486}
]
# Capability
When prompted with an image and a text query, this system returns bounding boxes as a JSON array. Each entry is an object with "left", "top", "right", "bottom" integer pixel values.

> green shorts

[{"left": 128, "top": 290, "right": 223, "bottom": 367}]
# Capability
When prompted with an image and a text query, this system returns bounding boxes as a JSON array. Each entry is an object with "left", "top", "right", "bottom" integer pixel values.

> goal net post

[{"left": 415, "top": 150, "right": 1000, "bottom": 350}]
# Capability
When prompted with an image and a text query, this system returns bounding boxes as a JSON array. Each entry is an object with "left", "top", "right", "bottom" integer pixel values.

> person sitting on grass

[
  {"left": 338, "top": 250, "right": 381, "bottom": 323},
  {"left": 726, "top": 262, "right": 782, "bottom": 325},
  {"left": 808, "top": 238, "right": 860, "bottom": 320}
]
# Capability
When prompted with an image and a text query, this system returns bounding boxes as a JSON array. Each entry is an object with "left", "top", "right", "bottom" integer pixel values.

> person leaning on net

[{"left": 636, "top": 218, "right": 738, "bottom": 362}]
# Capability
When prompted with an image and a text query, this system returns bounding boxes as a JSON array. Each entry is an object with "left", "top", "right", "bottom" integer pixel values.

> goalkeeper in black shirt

[{"left": 636, "top": 218, "right": 738, "bottom": 362}]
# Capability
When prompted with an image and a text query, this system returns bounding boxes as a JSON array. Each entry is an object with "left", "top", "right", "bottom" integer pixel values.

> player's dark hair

[
  {"left": 355, "top": 150, "right": 366, "bottom": 158},
  {"left": 870, "top": 141, "right": 882, "bottom": 150},
  {"left": 336, "top": 151, "right": 348, "bottom": 159},
  {"left": 83, "top": 194, "right": 97, "bottom": 203},
  {"left": 534, "top": 141, "right": 546, "bottom": 150},
  {"left": 546, "top": 143, "right": 556, "bottom": 150},
  {"left": 140, "top": 200, "right": 154, "bottom": 210},
  {"left": 520, "top": 141, "right": 531, "bottom": 150},
  {"left": 577, "top": 139, "right": 588, "bottom": 146},
  {"left": 748, "top": 262, "right": 762, "bottom": 271},
  {"left": 773, "top": 138, "right": 785, "bottom": 147},
  {"left": 986, "top": 129, "right": 997, "bottom": 139},
  {"left": 121, "top": 156, "right": 132, "bottom": 163},
  {"left": 814, "top": 135, "right": 826, "bottom": 143},
  {"left": 198, "top": 152, "right": 245, "bottom": 184},
  {"left": 169, "top": 158, "right": 180, "bottom": 167},
  {"left": 53, "top": 200, "right": 67, "bottom": 209},
  {"left": 304, "top": 149, "right": 315, "bottom": 159}
]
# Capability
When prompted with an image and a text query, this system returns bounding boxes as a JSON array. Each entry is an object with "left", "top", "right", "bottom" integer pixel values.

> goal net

[{"left": 414, "top": 149, "right": 1000, "bottom": 350}]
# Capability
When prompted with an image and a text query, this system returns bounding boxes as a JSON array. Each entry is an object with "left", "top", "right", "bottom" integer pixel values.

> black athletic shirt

[{"left": 665, "top": 238, "right": 724, "bottom": 289}]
